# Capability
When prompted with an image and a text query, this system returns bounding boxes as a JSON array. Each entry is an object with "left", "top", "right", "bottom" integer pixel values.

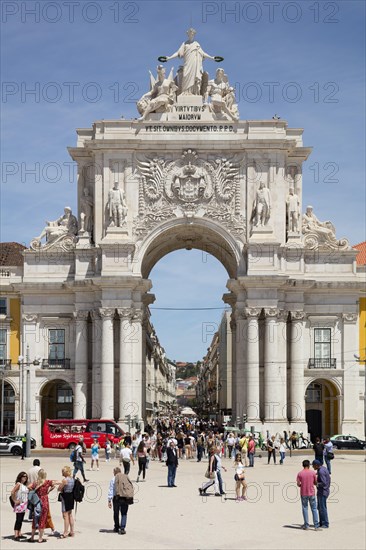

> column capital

[
  {"left": 131, "top": 309, "right": 144, "bottom": 323},
  {"left": 277, "top": 309, "right": 289, "bottom": 322},
  {"left": 99, "top": 307, "right": 115, "bottom": 319},
  {"left": 264, "top": 307, "right": 279, "bottom": 318},
  {"left": 117, "top": 307, "right": 134, "bottom": 320},
  {"left": 244, "top": 307, "right": 261, "bottom": 319},
  {"left": 342, "top": 312, "right": 357, "bottom": 324},
  {"left": 290, "top": 310, "right": 306, "bottom": 321},
  {"left": 234, "top": 307, "right": 247, "bottom": 321},
  {"left": 22, "top": 314, "right": 38, "bottom": 323},
  {"left": 90, "top": 309, "right": 101, "bottom": 321},
  {"left": 73, "top": 310, "right": 89, "bottom": 321}
]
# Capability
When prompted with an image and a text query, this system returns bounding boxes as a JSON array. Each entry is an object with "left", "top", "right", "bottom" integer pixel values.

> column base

[{"left": 118, "top": 418, "right": 145, "bottom": 434}]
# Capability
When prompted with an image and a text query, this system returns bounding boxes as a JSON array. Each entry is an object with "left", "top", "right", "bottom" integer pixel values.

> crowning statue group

[{"left": 8, "top": 415, "right": 334, "bottom": 540}]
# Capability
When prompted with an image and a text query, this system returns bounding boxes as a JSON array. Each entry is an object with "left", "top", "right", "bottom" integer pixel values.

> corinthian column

[
  {"left": 100, "top": 308, "right": 115, "bottom": 418},
  {"left": 74, "top": 310, "right": 89, "bottom": 418},
  {"left": 234, "top": 308, "right": 247, "bottom": 421},
  {"left": 290, "top": 311, "right": 306, "bottom": 421},
  {"left": 264, "top": 308, "right": 279, "bottom": 422},
  {"left": 118, "top": 308, "right": 144, "bottom": 430},
  {"left": 91, "top": 310, "right": 102, "bottom": 418},
  {"left": 276, "top": 310, "right": 288, "bottom": 421},
  {"left": 245, "top": 308, "right": 261, "bottom": 422}
]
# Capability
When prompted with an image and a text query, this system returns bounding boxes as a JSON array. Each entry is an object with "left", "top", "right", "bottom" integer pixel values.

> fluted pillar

[
  {"left": 230, "top": 316, "right": 237, "bottom": 419},
  {"left": 245, "top": 308, "right": 261, "bottom": 422},
  {"left": 100, "top": 308, "right": 115, "bottom": 418},
  {"left": 264, "top": 308, "right": 279, "bottom": 422},
  {"left": 91, "top": 310, "right": 102, "bottom": 418},
  {"left": 118, "top": 308, "right": 144, "bottom": 430},
  {"left": 74, "top": 310, "right": 89, "bottom": 418},
  {"left": 290, "top": 311, "right": 306, "bottom": 421},
  {"left": 234, "top": 308, "right": 247, "bottom": 422},
  {"left": 276, "top": 310, "right": 288, "bottom": 421}
]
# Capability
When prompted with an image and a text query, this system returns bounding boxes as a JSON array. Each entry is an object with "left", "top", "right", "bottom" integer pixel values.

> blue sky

[{"left": 1, "top": 0, "right": 365, "bottom": 361}]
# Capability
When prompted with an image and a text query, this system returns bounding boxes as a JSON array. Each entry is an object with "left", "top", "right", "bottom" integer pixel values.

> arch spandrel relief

[{"left": 133, "top": 149, "right": 245, "bottom": 241}]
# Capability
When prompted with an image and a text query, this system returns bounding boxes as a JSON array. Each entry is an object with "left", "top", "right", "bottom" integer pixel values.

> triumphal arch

[{"left": 21, "top": 30, "right": 363, "bottom": 437}]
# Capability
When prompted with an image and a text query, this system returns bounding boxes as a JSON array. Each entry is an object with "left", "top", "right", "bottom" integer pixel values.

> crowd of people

[{"left": 8, "top": 415, "right": 336, "bottom": 539}]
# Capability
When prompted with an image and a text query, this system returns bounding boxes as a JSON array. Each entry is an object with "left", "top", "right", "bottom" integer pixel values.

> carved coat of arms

[{"left": 133, "top": 149, "right": 245, "bottom": 239}]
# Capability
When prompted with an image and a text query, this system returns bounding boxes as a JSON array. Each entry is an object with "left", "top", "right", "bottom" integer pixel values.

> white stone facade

[{"left": 1, "top": 36, "right": 365, "bottom": 442}]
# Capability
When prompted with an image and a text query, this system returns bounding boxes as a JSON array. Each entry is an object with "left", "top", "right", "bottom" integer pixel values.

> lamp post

[{"left": 18, "top": 346, "right": 40, "bottom": 458}]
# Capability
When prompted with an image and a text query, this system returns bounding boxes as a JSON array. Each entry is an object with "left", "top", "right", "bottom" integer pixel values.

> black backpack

[{"left": 73, "top": 479, "right": 85, "bottom": 503}]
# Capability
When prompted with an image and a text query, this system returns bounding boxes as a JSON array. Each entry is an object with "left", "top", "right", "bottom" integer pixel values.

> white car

[{"left": 0, "top": 436, "right": 23, "bottom": 455}]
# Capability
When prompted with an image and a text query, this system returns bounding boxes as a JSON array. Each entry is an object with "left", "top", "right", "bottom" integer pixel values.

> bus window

[
  {"left": 87, "top": 422, "right": 106, "bottom": 433},
  {"left": 107, "top": 422, "right": 123, "bottom": 436}
]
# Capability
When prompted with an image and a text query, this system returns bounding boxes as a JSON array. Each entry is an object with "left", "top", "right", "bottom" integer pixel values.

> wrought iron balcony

[
  {"left": 0, "top": 359, "right": 12, "bottom": 368},
  {"left": 308, "top": 358, "right": 337, "bottom": 369},
  {"left": 42, "top": 358, "right": 71, "bottom": 369}
]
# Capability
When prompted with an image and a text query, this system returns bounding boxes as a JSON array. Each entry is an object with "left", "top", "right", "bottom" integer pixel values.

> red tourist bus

[{"left": 42, "top": 419, "right": 124, "bottom": 449}]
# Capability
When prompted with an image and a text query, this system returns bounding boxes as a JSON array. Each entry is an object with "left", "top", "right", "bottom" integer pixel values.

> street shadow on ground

[
  {"left": 283, "top": 524, "right": 307, "bottom": 530},
  {"left": 99, "top": 529, "right": 119, "bottom": 534}
]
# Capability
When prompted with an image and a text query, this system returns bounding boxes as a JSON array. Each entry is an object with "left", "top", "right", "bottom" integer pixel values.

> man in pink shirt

[{"left": 296, "top": 459, "right": 321, "bottom": 530}]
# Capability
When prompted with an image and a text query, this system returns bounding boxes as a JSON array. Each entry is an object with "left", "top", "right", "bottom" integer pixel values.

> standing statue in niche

[
  {"left": 161, "top": 28, "right": 222, "bottom": 96},
  {"left": 137, "top": 65, "right": 178, "bottom": 119},
  {"left": 80, "top": 187, "right": 93, "bottom": 234},
  {"left": 286, "top": 187, "right": 300, "bottom": 232},
  {"left": 253, "top": 182, "right": 271, "bottom": 227},
  {"left": 108, "top": 181, "right": 128, "bottom": 227},
  {"left": 205, "top": 68, "right": 239, "bottom": 121}
]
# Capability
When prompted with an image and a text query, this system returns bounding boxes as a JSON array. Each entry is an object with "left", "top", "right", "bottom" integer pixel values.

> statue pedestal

[
  {"left": 250, "top": 225, "right": 276, "bottom": 241},
  {"left": 76, "top": 232, "right": 92, "bottom": 248},
  {"left": 286, "top": 231, "right": 302, "bottom": 244},
  {"left": 105, "top": 226, "right": 128, "bottom": 239}
]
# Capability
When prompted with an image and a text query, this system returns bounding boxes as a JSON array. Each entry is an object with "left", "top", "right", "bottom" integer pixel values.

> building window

[
  {"left": 306, "top": 382, "right": 322, "bottom": 403},
  {"left": 4, "top": 387, "right": 15, "bottom": 404},
  {"left": 0, "top": 298, "right": 6, "bottom": 315},
  {"left": 314, "top": 328, "right": 331, "bottom": 359},
  {"left": 0, "top": 329, "right": 7, "bottom": 363},
  {"left": 48, "top": 329, "right": 65, "bottom": 360},
  {"left": 57, "top": 386, "right": 73, "bottom": 404},
  {"left": 57, "top": 410, "right": 73, "bottom": 419}
]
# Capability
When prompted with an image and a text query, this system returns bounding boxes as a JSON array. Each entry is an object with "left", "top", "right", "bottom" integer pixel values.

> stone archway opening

[
  {"left": 139, "top": 222, "right": 240, "bottom": 422},
  {"left": 40, "top": 379, "right": 74, "bottom": 429},
  {"left": 139, "top": 220, "right": 243, "bottom": 280},
  {"left": 305, "top": 378, "right": 340, "bottom": 440}
]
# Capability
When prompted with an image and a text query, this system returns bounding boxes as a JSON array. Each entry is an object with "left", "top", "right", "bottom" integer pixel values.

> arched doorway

[
  {"left": 0, "top": 381, "right": 16, "bottom": 434},
  {"left": 40, "top": 379, "right": 73, "bottom": 428},
  {"left": 305, "top": 378, "right": 340, "bottom": 440}
]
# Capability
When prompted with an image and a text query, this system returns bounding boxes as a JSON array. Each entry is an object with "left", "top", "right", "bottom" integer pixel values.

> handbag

[
  {"left": 14, "top": 501, "right": 28, "bottom": 514},
  {"left": 327, "top": 451, "right": 334, "bottom": 460},
  {"left": 58, "top": 493, "right": 64, "bottom": 502},
  {"left": 204, "top": 469, "right": 215, "bottom": 480}
]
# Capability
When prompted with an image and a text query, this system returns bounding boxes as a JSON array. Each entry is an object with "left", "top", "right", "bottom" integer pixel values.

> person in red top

[
  {"left": 248, "top": 435, "right": 255, "bottom": 467},
  {"left": 28, "top": 469, "right": 57, "bottom": 543},
  {"left": 296, "top": 459, "right": 321, "bottom": 531}
]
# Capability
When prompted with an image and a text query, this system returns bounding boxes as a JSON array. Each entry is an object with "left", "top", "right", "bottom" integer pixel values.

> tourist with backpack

[
  {"left": 72, "top": 438, "right": 89, "bottom": 483},
  {"left": 110, "top": 470, "right": 134, "bottom": 535},
  {"left": 57, "top": 466, "right": 75, "bottom": 538}
]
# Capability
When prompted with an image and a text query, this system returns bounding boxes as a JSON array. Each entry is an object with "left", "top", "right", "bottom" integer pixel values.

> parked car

[
  {"left": 330, "top": 435, "right": 366, "bottom": 450},
  {"left": 0, "top": 436, "right": 23, "bottom": 455},
  {"left": 7, "top": 435, "right": 37, "bottom": 449}
]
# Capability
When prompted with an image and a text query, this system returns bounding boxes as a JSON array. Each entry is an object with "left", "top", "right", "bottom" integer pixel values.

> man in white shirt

[
  {"left": 119, "top": 443, "right": 135, "bottom": 475},
  {"left": 107, "top": 467, "right": 121, "bottom": 533},
  {"left": 28, "top": 459, "right": 41, "bottom": 484}
]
